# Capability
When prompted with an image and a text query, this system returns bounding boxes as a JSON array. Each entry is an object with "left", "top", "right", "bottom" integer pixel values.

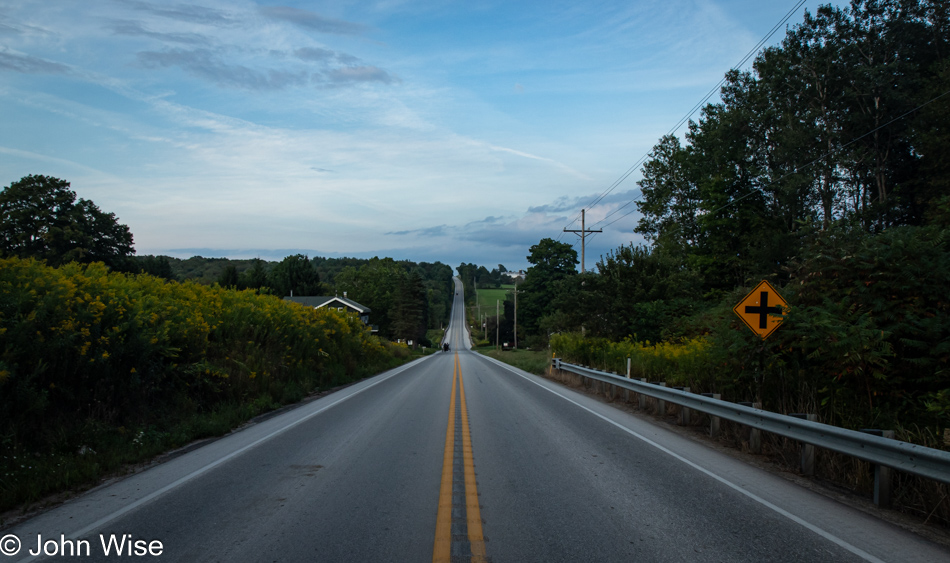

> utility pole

[
  {"left": 563, "top": 208, "right": 602, "bottom": 273},
  {"left": 509, "top": 286, "right": 524, "bottom": 349},
  {"left": 473, "top": 275, "right": 478, "bottom": 332},
  {"left": 495, "top": 299, "right": 501, "bottom": 352}
]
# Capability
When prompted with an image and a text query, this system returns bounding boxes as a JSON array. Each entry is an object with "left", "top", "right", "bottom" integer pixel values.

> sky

[{"left": 0, "top": 0, "right": 826, "bottom": 272}]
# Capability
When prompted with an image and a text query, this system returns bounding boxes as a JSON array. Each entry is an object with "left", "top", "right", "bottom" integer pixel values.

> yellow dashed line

[
  {"left": 433, "top": 352, "right": 487, "bottom": 563},
  {"left": 458, "top": 352, "right": 487, "bottom": 561},
  {"left": 432, "top": 357, "right": 457, "bottom": 563}
]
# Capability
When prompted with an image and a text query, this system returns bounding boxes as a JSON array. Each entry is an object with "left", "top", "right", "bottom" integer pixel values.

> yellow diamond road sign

[{"left": 734, "top": 280, "right": 788, "bottom": 339}]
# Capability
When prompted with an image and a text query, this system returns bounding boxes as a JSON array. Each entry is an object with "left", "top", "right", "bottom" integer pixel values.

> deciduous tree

[{"left": 0, "top": 175, "right": 134, "bottom": 269}]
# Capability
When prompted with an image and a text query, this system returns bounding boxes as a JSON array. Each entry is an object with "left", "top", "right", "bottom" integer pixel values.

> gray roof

[{"left": 283, "top": 295, "right": 371, "bottom": 313}]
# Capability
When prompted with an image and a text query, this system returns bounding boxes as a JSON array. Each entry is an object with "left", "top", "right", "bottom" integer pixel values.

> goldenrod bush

[
  {"left": 550, "top": 332, "right": 713, "bottom": 388},
  {"left": 0, "top": 257, "right": 398, "bottom": 507}
]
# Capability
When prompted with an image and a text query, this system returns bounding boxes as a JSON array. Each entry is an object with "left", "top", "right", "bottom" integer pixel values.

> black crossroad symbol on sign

[{"left": 745, "top": 291, "right": 783, "bottom": 329}]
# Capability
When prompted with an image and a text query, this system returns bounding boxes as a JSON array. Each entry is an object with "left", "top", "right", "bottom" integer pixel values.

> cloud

[
  {"left": 488, "top": 144, "right": 589, "bottom": 180},
  {"left": 118, "top": 0, "right": 234, "bottom": 26},
  {"left": 463, "top": 213, "right": 566, "bottom": 248},
  {"left": 137, "top": 48, "right": 309, "bottom": 90},
  {"left": 109, "top": 20, "right": 208, "bottom": 45},
  {"left": 384, "top": 213, "right": 562, "bottom": 251},
  {"left": 527, "top": 195, "right": 581, "bottom": 214},
  {"left": 259, "top": 6, "right": 367, "bottom": 35},
  {"left": 0, "top": 49, "right": 70, "bottom": 74},
  {"left": 527, "top": 189, "right": 640, "bottom": 214},
  {"left": 324, "top": 65, "right": 398, "bottom": 85},
  {"left": 0, "top": 14, "right": 53, "bottom": 36},
  {"left": 293, "top": 47, "right": 335, "bottom": 62},
  {"left": 463, "top": 216, "right": 505, "bottom": 228},
  {"left": 387, "top": 225, "right": 449, "bottom": 237},
  {"left": 135, "top": 47, "right": 396, "bottom": 90},
  {"left": 294, "top": 47, "right": 359, "bottom": 65}
]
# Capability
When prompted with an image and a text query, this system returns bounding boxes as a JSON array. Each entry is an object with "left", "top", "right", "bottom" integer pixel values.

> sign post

[{"left": 734, "top": 280, "right": 788, "bottom": 406}]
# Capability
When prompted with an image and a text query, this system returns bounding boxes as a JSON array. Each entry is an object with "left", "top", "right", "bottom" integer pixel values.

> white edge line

[
  {"left": 14, "top": 356, "right": 430, "bottom": 563},
  {"left": 477, "top": 354, "right": 887, "bottom": 563}
]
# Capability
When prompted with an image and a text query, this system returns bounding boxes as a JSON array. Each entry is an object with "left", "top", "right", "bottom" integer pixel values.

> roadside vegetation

[
  {"left": 475, "top": 346, "right": 550, "bottom": 376},
  {"left": 0, "top": 256, "right": 415, "bottom": 512},
  {"left": 137, "top": 254, "right": 455, "bottom": 348}
]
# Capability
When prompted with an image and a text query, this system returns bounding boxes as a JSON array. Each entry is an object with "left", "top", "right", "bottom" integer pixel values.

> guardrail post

[
  {"left": 674, "top": 387, "right": 691, "bottom": 425},
  {"left": 638, "top": 379, "right": 647, "bottom": 409},
  {"left": 701, "top": 393, "right": 721, "bottom": 437},
  {"left": 790, "top": 414, "right": 817, "bottom": 476},
  {"left": 625, "top": 359, "right": 632, "bottom": 403},
  {"left": 652, "top": 382, "right": 667, "bottom": 416},
  {"left": 860, "top": 429, "right": 895, "bottom": 508},
  {"left": 739, "top": 402, "right": 762, "bottom": 453}
]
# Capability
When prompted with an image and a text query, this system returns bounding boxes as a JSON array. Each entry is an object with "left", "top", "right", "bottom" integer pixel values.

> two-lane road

[{"left": 4, "top": 278, "right": 947, "bottom": 562}]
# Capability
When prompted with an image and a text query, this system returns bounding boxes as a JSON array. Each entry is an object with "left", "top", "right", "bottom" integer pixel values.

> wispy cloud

[
  {"left": 0, "top": 48, "right": 70, "bottom": 74},
  {"left": 527, "top": 189, "right": 639, "bottom": 214},
  {"left": 294, "top": 47, "right": 359, "bottom": 65},
  {"left": 0, "top": 21, "right": 47, "bottom": 36},
  {"left": 118, "top": 0, "right": 234, "bottom": 26},
  {"left": 137, "top": 48, "right": 310, "bottom": 90},
  {"left": 258, "top": 6, "right": 368, "bottom": 35},
  {"left": 109, "top": 20, "right": 209, "bottom": 45},
  {"left": 324, "top": 65, "right": 398, "bottom": 86},
  {"left": 387, "top": 225, "right": 448, "bottom": 236},
  {"left": 136, "top": 47, "right": 397, "bottom": 90},
  {"left": 489, "top": 144, "right": 589, "bottom": 180}
]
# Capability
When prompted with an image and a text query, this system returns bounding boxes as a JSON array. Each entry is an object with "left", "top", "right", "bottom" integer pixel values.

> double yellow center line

[{"left": 433, "top": 352, "right": 487, "bottom": 563}]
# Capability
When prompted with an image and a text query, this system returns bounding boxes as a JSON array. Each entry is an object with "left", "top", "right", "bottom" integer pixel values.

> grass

[
  {"left": 473, "top": 285, "right": 514, "bottom": 313},
  {"left": 475, "top": 345, "right": 551, "bottom": 376}
]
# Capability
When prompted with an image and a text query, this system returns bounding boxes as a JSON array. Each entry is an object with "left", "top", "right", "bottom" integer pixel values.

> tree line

[
  {"left": 187, "top": 255, "right": 454, "bottom": 346},
  {"left": 0, "top": 175, "right": 455, "bottom": 347}
]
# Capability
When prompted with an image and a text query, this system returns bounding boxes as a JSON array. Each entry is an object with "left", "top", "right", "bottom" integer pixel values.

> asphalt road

[{"left": 3, "top": 279, "right": 948, "bottom": 562}]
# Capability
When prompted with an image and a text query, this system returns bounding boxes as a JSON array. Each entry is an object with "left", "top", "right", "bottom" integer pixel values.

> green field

[{"left": 473, "top": 285, "right": 513, "bottom": 313}]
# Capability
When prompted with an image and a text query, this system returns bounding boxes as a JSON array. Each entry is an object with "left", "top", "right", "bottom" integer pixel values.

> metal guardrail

[{"left": 553, "top": 359, "right": 950, "bottom": 486}]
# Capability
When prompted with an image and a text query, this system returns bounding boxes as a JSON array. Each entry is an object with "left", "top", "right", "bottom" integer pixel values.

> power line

[
  {"left": 593, "top": 198, "right": 636, "bottom": 226},
  {"left": 600, "top": 206, "right": 640, "bottom": 230},
  {"left": 565, "top": 0, "right": 809, "bottom": 234}
]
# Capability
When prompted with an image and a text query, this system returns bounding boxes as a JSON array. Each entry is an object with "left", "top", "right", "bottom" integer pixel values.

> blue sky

[{"left": 0, "top": 0, "right": 823, "bottom": 271}]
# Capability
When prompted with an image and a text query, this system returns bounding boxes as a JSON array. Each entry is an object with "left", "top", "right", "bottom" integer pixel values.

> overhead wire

[{"left": 560, "top": 0, "right": 809, "bottom": 237}]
